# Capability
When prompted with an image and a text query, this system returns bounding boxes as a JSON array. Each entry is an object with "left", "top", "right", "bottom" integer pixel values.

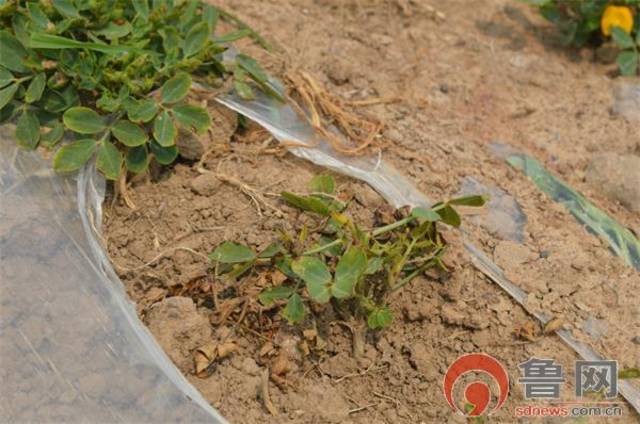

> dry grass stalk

[{"left": 284, "top": 70, "right": 386, "bottom": 155}]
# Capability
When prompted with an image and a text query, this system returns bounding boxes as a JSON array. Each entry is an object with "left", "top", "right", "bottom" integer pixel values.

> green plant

[
  {"left": 0, "top": 0, "right": 279, "bottom": 179},
  {"left": 209, "top": 175, "right": 486, "bottom": 336},
  {"left": 611, "top": 25, "right": 640, "bottom": 75},
  {"left": 524, "top": 0, "right": 640, "bottom": 75}
]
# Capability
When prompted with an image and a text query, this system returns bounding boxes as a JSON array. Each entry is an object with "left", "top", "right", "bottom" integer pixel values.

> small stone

[
  {"left": 176, "top": 130, "right": 207, "bottom": 160},
  {"left": 190, "top": 173, "right": 221, "bottom": 196},
  {"left": 585, "top": 153, "right": 640, "bottom": 213},
  {"left": 612, "top": 80, "right": 640, "bottom": 124}
]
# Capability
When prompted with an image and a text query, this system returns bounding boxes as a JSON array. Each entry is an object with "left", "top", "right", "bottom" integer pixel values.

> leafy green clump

[
  {"left": 524, "top": 0, "right": 639, "bottom": 75},
  {"left": 0, "top": 0, "right": 279, "bottom": 178},
  {"left": 209, "top": 175, "right": 487, "bottom": 330},
  {"left": 611, "top": 26, "right": 640, "bottom": 76}
]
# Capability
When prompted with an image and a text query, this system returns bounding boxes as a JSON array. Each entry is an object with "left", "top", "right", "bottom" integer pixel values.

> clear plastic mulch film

[
  {"left": 0, "top": 128, "right": 224, "bottom": 423},
  {"left": 491, "top": 143, "right": 640, "bottom": 271},
  {"left": 218, "top": 87, "right": 640, "bottom": 414},
  {"left": 456, "top": 176, "right": 527, "bottom": 243}
]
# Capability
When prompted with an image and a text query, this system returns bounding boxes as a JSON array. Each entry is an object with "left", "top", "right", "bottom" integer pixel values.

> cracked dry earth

[{"left": 103, "top": 0, "right": 640, "bottom": 422}]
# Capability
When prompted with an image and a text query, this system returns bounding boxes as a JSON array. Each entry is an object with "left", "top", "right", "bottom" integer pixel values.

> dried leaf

[
  {"left": 194, "top": 342, "right": 218, "bottom": 376},
  {"left": 543, "top": 317, "right": 563, "bottom": 334}
]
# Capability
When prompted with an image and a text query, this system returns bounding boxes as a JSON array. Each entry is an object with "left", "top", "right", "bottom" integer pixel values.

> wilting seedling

[{"left": 210, "top": 175, "right": 487, "bottom": 336}]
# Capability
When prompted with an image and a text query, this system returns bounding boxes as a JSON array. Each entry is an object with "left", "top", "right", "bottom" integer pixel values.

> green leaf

[
  {"left": 236, "top": 54, "right": 269, "bottom": 84},
  {"left": 153, "top": 110, "right": 176, "bottom": 147},
  {"left": 126, "top": 145, "right": 149, "bottom": 173},
  {"left": 16, "top": 111, "right": 40, "bottom": 150},
  {"left": 0, "top": 31, "right": 28, "bottom": 73},
  {"left": 160, "top": 73, "right": 191, "bottom": 104},
  {"left": 448, "top": 195, "right": 488, "bottom": 207},
  {"left": 309, "top": 175, "right": 335, "bottom": 194},
  {"left": 332, "top": 247, "right": 367, "bottom": 299},
  {"left": 213, "top": 28, "right": 252, "bottom": 43},
  {"left": 203, "top": 5, "right": 219, "bottom": 31},
  {"left": 41, "top": 90, "right": 67, "bottom": 113},
  {"left": 126, "top": 99, "right": 158, "bottom": 123},
  {"left": 149, "top": 140, "right": 178, "bottom": 165},
  {"left": 52, "top": 0, "right": 80, "bottom": 18},
  {"left": 209, "top": 241, "right": 256, "bottom": 264},
  {"left": 617, "top": 51, "right": 639, "bottom": 76},
  {"left": 436, "top": 204, "right": 461, "bottom": 227},
  {"left": 112, "top": 120, "right": 148, "bottom": 146},
  {"left": 0, "top": 83, "right": 18, "bottom": 110},
  {"left": 183, "top": 21, "right": 210, "bottom": 57},
  {"left": 236, "top": 53, "right": 283, "bottom": 101},
  {"left": 275, "top": 256, "right": 296, "bottom": 279},
  {"left": 132, "top": 0, "right": 150, "bottom": 21},
  {"left": 611, "top": 27, "right": 635, "bottom": 50},
  {"left": 53, "top": 139, "right": 97, "bottom": 173},
  {"left": 158, "top": 27, "right": 180, "bottom": 54},
  {"left": 258, "top": 242, "right": 283, "bottom": 258},
  {"left": 27, "top": 3, "right": 51, "bottom": 29},
  {"left": 281, "top": 191, "right": 330, "bottom": 216},
  {"left": 41, "top": 122, "right": 65, "bottom": 148},
  {"left": 0, "top": 67, "right": 14, "bottom": 88},
  {"left": 94, "top": 22, "right": 132, "bottom": 40},
  {"left": 291, "top": 256, "right": 332, "bottom": 304},
  {"left": 96, "top": 140, "right": 122, "bottom": 180},
  {"left": 29, "top": 33, "right": 141, "bottom": 54},
  {"left": 258, "top": 286, "right": 295, "bottom": 307},
  {"left": 25, "top": 73, "right": 46, "bottom": 103},
  {"left": 365, "top": 256, "right": 383, "bottom": 275},
  {"left": 234, "top": 78, "right": 254, "bottom": 100},
  {"left": 411, "top": 207, "right": 441, "bottom": 221},
  {"left": 367, "top": 306, "right": 393, "bottom": 329},
  {"left": 172, "top": 105, "right": 210, "bottom": 134},
  {"left": 63, "top": 107, "right": 106, "bottom": 134},
  {"left": 281, "top": 293, "right": 305, "bottom": 324},
  {"left": 0, "top": 103, "right": 17, "bottom": 124}
]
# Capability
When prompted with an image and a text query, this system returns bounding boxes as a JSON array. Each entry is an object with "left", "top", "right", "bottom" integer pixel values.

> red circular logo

[{"left": 443, "top": 353, "right": 510, "bottom": 416}]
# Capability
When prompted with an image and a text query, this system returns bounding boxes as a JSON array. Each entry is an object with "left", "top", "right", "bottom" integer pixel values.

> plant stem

[
  {"left": 303, "top": 238, "right": 342, "bottom": 255},
  {"left": 389, "top": 245, "right": 446, "bottom": 293},
  {"left": 215, "top": 7, "right": 272, "bottom": 51},
  {"left": 389, "top": 261, "right": 433, "bottom": 294},
  {"left": 371, "top": 216, "right": 414, "bottom": 236}
]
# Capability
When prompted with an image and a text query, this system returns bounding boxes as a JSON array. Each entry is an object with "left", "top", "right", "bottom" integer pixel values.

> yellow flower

[{"left": 601, "top": 5, "right": 634, "bottom": 36}]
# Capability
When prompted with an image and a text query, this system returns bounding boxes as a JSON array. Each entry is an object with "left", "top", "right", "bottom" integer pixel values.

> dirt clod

[
  {"left": 145, "top": 297, "right": 212, "bottom": 373},
  {"left": 585, "top": 153, "right": 640, "bottom": 212},
  {"left": 190, "top": 173, "right": 222, "bottom": 196}
]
